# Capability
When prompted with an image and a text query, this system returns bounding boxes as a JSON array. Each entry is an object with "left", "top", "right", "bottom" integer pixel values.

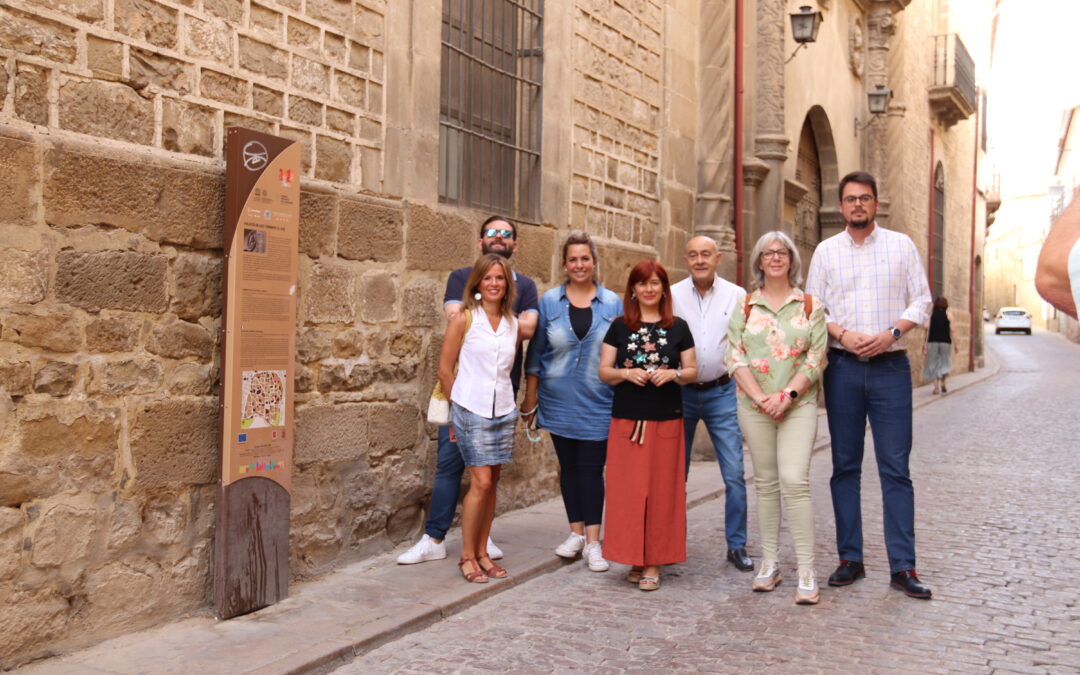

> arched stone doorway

[{"left": 789, "top": 106, "right": 840, "bottom": 280}]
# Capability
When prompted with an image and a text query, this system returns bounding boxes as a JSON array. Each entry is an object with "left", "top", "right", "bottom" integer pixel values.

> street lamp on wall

[
  {"left": 785, "top": 6, "right": 823, "bottom": 64},
  {"left": 856, "top": 85, "right": 893, "bottom": 132}
]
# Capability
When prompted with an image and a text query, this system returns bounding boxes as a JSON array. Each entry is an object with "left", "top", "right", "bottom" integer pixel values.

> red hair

[{"left": 622, "top": 260, "right": 674, "bottom": 331}]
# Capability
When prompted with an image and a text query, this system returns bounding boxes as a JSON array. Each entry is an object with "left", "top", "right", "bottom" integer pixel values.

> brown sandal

[
  {"left": 626, "top": 566, "right": 644, "bottom": 584},
  {"left": 458, "top": 557, "right": 489, "bottom": 583},
  {"left": 478, "top": 556, "right": 508, "bottom": 579}
]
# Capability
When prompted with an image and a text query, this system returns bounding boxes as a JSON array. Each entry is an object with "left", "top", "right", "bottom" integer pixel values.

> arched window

[{"left": 931, "top": 163, "right": 945, "bottom": 299}]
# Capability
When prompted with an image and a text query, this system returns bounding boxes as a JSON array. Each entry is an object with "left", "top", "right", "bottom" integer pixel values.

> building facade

[{"left": 0, "top": 0, "right": 991, "bottom": 665}]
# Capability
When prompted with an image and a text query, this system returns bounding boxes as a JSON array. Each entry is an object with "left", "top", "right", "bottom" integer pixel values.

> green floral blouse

[{"left": 724, "top": 288, "right": 828, "bottom": 410}]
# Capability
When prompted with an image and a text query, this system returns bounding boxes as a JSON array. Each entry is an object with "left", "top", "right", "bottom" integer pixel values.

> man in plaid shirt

[{"left": 806, "top": 171, "right": 933, "bottom": 599}]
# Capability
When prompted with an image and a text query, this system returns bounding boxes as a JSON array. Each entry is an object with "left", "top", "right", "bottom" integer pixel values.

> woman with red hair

[{"left": 598, "top": 260, "right": 697, "bottom": 590}]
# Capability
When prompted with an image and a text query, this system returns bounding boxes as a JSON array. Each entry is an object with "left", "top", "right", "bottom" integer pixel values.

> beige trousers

[{"left": 737, "top": 403, "right": 818, "bottom": 569}]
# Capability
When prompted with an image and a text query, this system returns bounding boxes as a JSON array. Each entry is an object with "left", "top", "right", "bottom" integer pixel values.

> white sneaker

[
  {"left": 396, "top": 534, "right": 447, "bottom": 565},
  {"left": 752, "top": 559, "right": 782, "bottom": 591},
  {"left": 582, "top": 541, "right": 610, "bottom": 572},
  {"left": 554, "top": 532, "right": 586, "bottom": 558},
  {"left": 796, "top": 568, "right": 819, "bottom": 605},
  {"left": 486, "top": 536, "right": 504, "bottom": 560}
]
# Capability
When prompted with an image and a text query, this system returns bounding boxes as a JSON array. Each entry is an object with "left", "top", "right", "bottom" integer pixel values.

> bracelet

[
  {"left": 838, "top": 328, "right": 847, "bottom": 345},
  {"left": 520, "top": 405, "right": 538, "bottom": 416}
]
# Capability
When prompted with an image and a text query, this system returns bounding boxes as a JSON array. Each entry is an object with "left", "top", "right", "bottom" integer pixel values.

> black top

[
  {"left": 569, "top": 304, "right": 592, "bottom": 340},
  {"left": 444, "top": 265, "right": 540, "bottom": 393},
  {"left": 928, "top": 307, "right": 951, "bottom": 343},
  {"left": 602, "top": 317, "right": 695, "bottom": 421}
]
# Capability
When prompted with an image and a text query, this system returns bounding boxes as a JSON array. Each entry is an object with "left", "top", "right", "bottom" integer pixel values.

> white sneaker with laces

[
  {"left": 582, "top": 541, "right": 610, "bottom": 572},
  {"left": 396, "top": 534, "right": 447, "bottom": 565},
  {"left": 752, "top": 559, "right": 782, "bottom": 591},
  {"left": 486, "top": 536, "right": 504, "bottom": 560},
  {"left": 796, "top": 568, "right": 819, "bottom": 604},
  {"left": 554, "top": 532, "right": 587, "bottom": 558}
]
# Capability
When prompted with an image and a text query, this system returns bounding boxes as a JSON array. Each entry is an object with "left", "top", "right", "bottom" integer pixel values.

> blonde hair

[{"left": 461, "top": 254, "right": 516, "bottom": 319}]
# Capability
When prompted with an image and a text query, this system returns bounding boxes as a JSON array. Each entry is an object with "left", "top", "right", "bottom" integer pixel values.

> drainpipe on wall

[
  {"left": 927, "top": 127, "right": 936, "bottom": 294},
  {"left": 734, "top": 0, "right": 745, "bottom": 286},
  {"left": 969, "top": 103, "right": 980, "bottom": 371}
]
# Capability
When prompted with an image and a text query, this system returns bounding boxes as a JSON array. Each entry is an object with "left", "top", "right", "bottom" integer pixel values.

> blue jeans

[
  {"left": 424, "top": 425, "right": 465, "bottom": 540},
  {"left": 682, "top": 380, "right": 747, "bottom": 550},
  {"left": 823, "top": 350, "right": 916, "bottom": 573}
]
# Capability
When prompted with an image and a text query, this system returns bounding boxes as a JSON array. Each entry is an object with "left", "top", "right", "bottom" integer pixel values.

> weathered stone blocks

[
  {"left": 402, "top": 278, "right": 440, "bottom": 328},
  {"left": 34, "top": 361, "right": 78, "bottom": 396},
  {"left": 86, "top": 35, "right": 123, "bottom": 80},
  {"left": 129, "top": 398, "right": 218, "bottom": 489},
  {"left": 302, "top": 262, "right": 355, "bottom": 324},
  {"left": 186, "top": 16, "right": 233, "bottom": 64},
  {"left": 30, "top": 502, "right": 97, "bottom": 568},
  {"left": 56, "top": 251, "right": 168, "bottom": 313},
  {"left": 0, "top": 361, "right": 33, "bottom": 395},
  {"left": 405, "top": 205, "right": 475, "bottom": 271},
  {"left": 85, "top": 315, "right": 143, "bottom": 352},
  {"left": 299, "top": 189, "right": 338, "bottom": 258},
  {"left": 0, "top": 7, "right": 78, "bottom": 63},
  {"left": 0, "top": 507, "right": 24, "bottom": 580},
  {"left": 4, "top": 312, "right": 80, "bottom": 352},
  {"left": 145, "top": 319, "right": 214, "bottom": 361},
  {"left": 239, "top": 36, "right": 287, "bottom": 80},
  {"left": 15, "top": 64, "right": 49, "bottom": 126},
  {"left": 171, "top": 253, "right": 222, "bottom": 320},
  {"left": 332, "top": 328, "right": 364, "bottom": 358},
  {"left": 161, "top": 100, "right": 215, "bottom": 157},
  {"left": 0, "top": 248, "right": 47, "bottom": 305},
  {"left": 315, "top": 135, "right": 351, "bottom": 183},
  {"left": 114, "top": 0, "right": 177, "bottom": 48},
  {"left": 339, "top": 201, "right": 403, "bottom": 263},
  {"left": 129, "top": 48, "right": 190, "bottom": 93},
  {"left": 89, "top": 359, "right": 164, "bottom": 395},
  {"left": 293, "top": 403, "right": 368, "bottom": 464},
  {"left": 297, "top": 327, "right": 332, "bottom": 363},
  {"left": 366, "top": 402, "right": 419, "bottom": 463},
  {"left": 358, "top": 271, "right": 397, "bottom": 324},
  {"left": 166, "top": 363, "right": 213, "bottom": 395},
  {"left": 0, "top": 135, "right": 36, "bottom": 227},
  {"left": 58, "top": 80, "right": 154, "bottom": 146}
]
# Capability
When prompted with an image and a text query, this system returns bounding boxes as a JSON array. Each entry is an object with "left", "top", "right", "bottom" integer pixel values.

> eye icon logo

[{"left": 242, "top": 141, "right": 269, "bottom": 171}]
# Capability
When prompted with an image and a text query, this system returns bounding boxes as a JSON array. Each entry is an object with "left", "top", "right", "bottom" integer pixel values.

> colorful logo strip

[{"left": 239, "top": 460, "right": 286, "bottom": 475}]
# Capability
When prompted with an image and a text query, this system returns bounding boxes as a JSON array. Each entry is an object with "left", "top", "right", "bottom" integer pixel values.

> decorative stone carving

[
  {"left": 696, "top": 0, "right": 736, "bottom": 245},
  {"left": 849, "top": 16, "right": 864, "bottom": 78}
]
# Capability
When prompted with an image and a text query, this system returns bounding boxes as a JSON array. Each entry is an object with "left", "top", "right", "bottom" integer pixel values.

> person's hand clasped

[
  {"left": 852, "top": 330, "right": 894, "bottom": 358},
  {"left": 648, "top": 368, "right": 679, "bottom": 386},
  {"left": 624, "top": 368, "right": 650, "bottom": 387}
]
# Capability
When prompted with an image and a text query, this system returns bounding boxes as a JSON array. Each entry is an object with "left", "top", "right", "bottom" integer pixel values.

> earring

[
  {"left": 631, "top": 293, "right": 636, "bottom": 300},
  {"left": 474, "top": 292, "right": 482, "bottom": 301}
]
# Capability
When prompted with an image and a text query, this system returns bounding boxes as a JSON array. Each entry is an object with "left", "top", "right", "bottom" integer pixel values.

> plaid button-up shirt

[{"left": 806, "top": 223, "right": 932, "bottom": 351}]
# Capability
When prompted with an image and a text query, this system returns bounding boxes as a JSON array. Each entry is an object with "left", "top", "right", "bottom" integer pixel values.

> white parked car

[{"left": 994, "top": 307, "right": 1032, "bottom": 335}]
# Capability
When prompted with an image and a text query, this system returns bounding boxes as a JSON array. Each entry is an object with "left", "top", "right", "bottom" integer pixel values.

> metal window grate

[{"left": 439, "top": 0, "right": 543, "bottom": 222}]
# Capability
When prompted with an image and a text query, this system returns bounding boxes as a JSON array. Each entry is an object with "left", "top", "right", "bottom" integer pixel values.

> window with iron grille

[{"left": 439, "top": 0, "right": 543, "bottom": 222}]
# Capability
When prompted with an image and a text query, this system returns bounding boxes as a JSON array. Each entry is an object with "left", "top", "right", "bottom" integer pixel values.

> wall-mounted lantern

[
  {"left": 867, "top": 84, "right": 893, "bottom": 114},
  {"left": 785, "top": 6, "right": 823, "bottom": 63}
]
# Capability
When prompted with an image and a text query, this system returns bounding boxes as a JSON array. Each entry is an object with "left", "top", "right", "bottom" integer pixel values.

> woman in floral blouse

[
  {"left": 725, "top": 231, "right": 827, "bottom": 604},
  {"left": 598, "top": 260, "right": 697, "bottom": 591}
]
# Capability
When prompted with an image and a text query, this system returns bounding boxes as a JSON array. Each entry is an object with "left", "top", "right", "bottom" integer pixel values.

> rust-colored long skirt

[{"left": 601, "top": 417, "right": 686, "bottom": 567}]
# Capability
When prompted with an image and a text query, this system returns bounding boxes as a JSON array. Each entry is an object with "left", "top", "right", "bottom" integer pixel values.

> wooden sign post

[{"left": 214, "top": 128, "right": 300, "bottom": 619}]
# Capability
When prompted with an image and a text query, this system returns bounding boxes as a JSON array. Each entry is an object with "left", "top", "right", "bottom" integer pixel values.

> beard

[
  {"left": 482, "top": 242, "right": 513, "bottom": 259},
  {"left": 846, "top": 215, "right": 871, "bottom": 229}
]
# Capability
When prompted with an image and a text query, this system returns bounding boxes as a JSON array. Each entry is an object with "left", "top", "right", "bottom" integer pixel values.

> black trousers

[{"left": 551, "top": 434, "right": 607, "bottom": 526}]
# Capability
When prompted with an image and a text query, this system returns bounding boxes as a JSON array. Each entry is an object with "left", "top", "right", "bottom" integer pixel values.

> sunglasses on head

[{"left": 483, "top": 227, "right": 514, "bottom": 239}]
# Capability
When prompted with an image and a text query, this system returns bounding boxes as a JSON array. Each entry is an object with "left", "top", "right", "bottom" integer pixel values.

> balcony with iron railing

[{"left": 930, "top": 34, "right": 976, "bottom": 127}]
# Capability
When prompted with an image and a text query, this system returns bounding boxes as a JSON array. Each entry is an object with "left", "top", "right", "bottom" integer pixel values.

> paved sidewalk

[{"left": 19, "top": 354, "right": 998, "bottom": 675}]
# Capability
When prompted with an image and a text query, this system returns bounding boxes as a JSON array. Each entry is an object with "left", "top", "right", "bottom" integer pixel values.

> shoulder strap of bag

[
  {"left": 743, "top": 295, "right": 752, "bottom": 321},
  {"left": 803, "top": 293, "right": 813, "bottom": 320}
]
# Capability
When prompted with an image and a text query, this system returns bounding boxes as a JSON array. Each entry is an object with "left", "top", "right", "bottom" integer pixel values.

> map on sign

[{"left": 240, "top": 370, "right": 286, "bottom": 428}]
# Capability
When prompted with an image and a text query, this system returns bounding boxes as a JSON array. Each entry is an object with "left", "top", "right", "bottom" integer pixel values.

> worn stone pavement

[{"left": 18, "top": 331, "right": 1080, "bottom": 673}]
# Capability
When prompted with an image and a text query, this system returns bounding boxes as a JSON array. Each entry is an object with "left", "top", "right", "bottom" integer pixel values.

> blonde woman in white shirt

[{"left": 438, "top": 253, "right": 519, "bottom": 583}]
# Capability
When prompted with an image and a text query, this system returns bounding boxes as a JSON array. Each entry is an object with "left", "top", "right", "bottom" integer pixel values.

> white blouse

[{"left": 451, "top": 308, "right": 518, "bottom": 418}]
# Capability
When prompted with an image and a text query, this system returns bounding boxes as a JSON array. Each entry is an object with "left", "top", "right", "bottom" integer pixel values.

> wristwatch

[
  {"left": 888, "top": 326, "right": 903, "bottom": 340},
  {"left": 787, "top": 389, "right": 799, "bottom": 400},
  {"left": 674, "top": 369, "right": 682, "bottom": 382}
]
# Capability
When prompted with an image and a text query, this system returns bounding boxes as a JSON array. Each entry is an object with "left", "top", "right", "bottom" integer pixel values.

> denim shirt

[{"left": 525, "top": 284, "right": 622, "bottom": 440}]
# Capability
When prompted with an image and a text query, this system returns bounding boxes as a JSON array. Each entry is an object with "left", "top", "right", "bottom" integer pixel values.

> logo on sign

[
  {"left": 279, "top": 169, "right": 294, "bottom": 186},
  {"left": 238, "top": 433, "right": 248, "bottom": 443},
  {"left": 242, "top": 141, "right": 269, "bottom": 171}
]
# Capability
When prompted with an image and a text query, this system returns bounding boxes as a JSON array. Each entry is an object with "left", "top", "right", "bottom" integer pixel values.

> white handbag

[{"left": 426, "top": 310, "right": 471, "bottom": 425}]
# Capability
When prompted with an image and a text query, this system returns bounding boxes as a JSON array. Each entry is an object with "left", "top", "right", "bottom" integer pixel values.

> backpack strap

[{"left": 803, "top": 293, "right": 813, "bottom": 320}]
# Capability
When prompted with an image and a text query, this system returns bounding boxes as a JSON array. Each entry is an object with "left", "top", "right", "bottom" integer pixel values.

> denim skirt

[{"left": 451, "top": 402, "right": 517, "bottom": 466}]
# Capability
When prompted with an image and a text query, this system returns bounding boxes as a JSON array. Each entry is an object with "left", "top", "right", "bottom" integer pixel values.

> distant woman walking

[{"left": 922, "top": 296, "right": 957, "bottom": 394}]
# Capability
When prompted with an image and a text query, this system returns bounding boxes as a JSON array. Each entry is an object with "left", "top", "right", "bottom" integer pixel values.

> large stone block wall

[
  {"left": 571, "top": 0, "right": 663, "bottom": 256},
  {"left": 0, "top": 0, "right": 386, "bottom": 191}
]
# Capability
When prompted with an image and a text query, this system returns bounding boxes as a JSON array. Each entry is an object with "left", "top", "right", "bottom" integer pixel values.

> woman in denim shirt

[{"left": 523, "top": 231, "right": 622, "bottom": 572}]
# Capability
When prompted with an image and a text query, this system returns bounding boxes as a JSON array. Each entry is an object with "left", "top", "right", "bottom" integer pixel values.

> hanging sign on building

[{"left": 215, "top": 127, "right": 300, "bottom": 619}]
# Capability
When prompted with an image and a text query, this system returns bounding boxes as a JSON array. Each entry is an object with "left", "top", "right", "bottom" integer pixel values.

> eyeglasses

[
  {"left": 761, "top": 249, "right": 790, "bottom": 260},
  {"left": 842, "top": 194, "right": 875, "bottom": 205},
  {"left": 483, "top": 227, "right": 515, "bottom": 239}
]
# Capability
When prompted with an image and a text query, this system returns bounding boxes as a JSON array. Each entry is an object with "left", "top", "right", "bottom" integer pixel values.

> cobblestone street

[{"left": 338, "top": 332, "right": 1080, "bottom": 674}]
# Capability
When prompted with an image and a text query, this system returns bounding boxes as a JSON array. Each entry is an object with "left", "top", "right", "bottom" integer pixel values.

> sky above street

[{"left": 988, "top": 0, "right": 1080, "bottom": 199}]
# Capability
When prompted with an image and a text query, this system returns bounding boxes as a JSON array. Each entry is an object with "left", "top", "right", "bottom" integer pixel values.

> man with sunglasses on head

[
  {"left": 806, "top": 171, "right": 933, "bottom": 599},
  {"left": 398, "top": 216, "right": 539, "bottom": 565}
]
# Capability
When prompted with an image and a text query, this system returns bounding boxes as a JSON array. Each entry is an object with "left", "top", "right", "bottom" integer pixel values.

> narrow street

[{"left": 337, "top": 330, "right": 1080, "bottom": 673}]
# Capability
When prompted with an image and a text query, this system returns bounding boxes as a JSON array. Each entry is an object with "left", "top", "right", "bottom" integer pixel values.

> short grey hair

[{"left": 749, "top": 230, "right": 803, "bottom": 289}]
